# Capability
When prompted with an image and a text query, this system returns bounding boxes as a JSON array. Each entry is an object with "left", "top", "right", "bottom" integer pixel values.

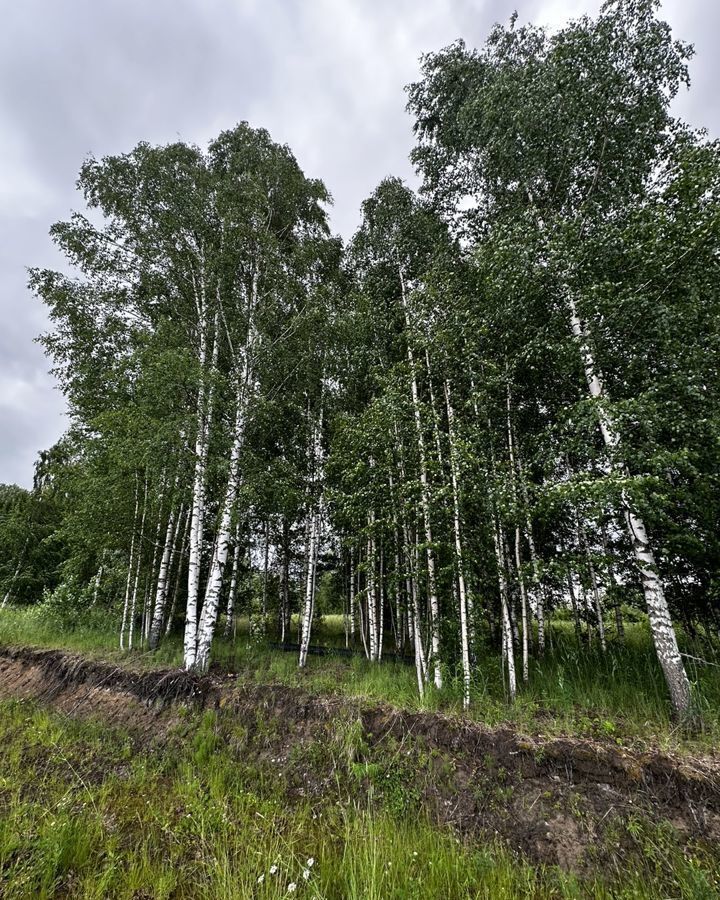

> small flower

[
  {"left": 269, "top": 865, "right": 278, "bottom": 875},
  {"left": 302, "top": 869, "right": 311, "bottom": 881},
  {"left": 257, "top": 874, "right": 265, "bottom": 884},
  {"left": 306, "top": 858, "right": 314, "bottom": 868},
  {"left": 287, "top": 884, "right": 297, "bottom": 894}
]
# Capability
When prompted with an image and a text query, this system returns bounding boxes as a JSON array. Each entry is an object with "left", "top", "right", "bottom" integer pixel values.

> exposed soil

[{"left": 1, "top": 644, "right": 719, "bottom": 873}]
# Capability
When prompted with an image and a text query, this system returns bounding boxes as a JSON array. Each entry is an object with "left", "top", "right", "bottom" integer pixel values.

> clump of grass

[{"left": 1, "top": 699, "right": 718, "bottom": 899}]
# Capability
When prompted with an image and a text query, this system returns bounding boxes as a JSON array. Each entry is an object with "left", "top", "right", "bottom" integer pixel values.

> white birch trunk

[
  {"left": 119, "top": 476, "right": 140, "bottom": 650},
  {"left": 165, "top": 506, "right": 190, "bottom": 638},
  {"left": 407, "top": 547, "right": 426, "bottom": 699},
  {"left": 567, "top": 568, "right": 584, "bottom": 644},
  {"left": 298, "top": 510, "right": 319, "bottom": 668},
  {"left": 399, "top": 266, "right": 442, "bottom": 690},
  {"left": 601, "top": 523, "right": 625, "bottom": 640},
  {"left": 298, "top": 385, "right": 325, "bottom": 668},
  {"left": 516, "top": 448, "right": 545, "bottom": 655},
  {"left": 143, "top": 499, "right": 165, "bottom": 646},
  {"left": 357, "top": 548, "right": 370, "bottom": 660},
  {"left": 260, "top": 518, "right": 270, "bottom": 630},
  {"left": 444, "top": 380, "right": 471, "bottom": 708},
  {"left": 348, "top": 546, "right": 356, "bottom": 646},
  {"left": 514, "top": 526, "right": 530, "bottom": 683},
  {"left": 127, "top": 475, "right": 148, "bottom": 651},
  {"left": 184, "top": 298, "right": 217, "bottom": 669},
  {"left": 193, "top": 385, "right": 246, "bottom": 673},
  {"left": 224, "top": 523, "right": 241, "bottom": 639},
  {"left": 148, "top": 501, "right": 181, "bottom": 650},
  {"left": 493, "top": 517, "right": 517, "bottom": 702},
  {"left": 279, "top": 519, "right": 291, "bottom": 645},
  {"left": 91, "top": 550, "right": 106, "bottom": 608},
  {"left": 505, "top": 383, "right": 529, "bottom": 683},
  {"left": 568, "top": 297, "right": 691, "bottom": 718},
  {"left": 577, "top": 517, "right": 606, "bottom": 652},
  {"left": 366, "top": 513, "right": 378, "bottom": 662},
  {"left": 378, "top": 542, "right": 385, "bottom": 662}
]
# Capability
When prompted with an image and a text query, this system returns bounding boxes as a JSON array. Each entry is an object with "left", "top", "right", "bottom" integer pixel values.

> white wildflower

[
  {"left": 270, "top": 864, "right": 278, "bottom": 875},
  {"left": 302, "top": 869, "right": 311, "bottom": 880},
  {"left": 287, "top": 883, "right": 297, "bottom": 894},
  {"left": 257, "top": 874, "right": 265, "bottom": 884},
  {"left": 306, "top": 857, "right": 314, "bottom": 867}
]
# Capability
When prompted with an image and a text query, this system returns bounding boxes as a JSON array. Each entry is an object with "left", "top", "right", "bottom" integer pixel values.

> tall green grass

[
  {"left": 1, "top": 700, "right": 717, "bottom": 899},
  {"left": 2, "top": 604, "right": 719, "bottom": 747}
]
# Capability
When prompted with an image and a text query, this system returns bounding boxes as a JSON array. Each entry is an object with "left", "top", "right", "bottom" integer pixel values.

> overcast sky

[{"left": 1, "top": 0, "right": 717, "bottom": 488}]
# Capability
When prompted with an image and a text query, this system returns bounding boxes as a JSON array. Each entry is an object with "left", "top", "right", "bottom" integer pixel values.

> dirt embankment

[{"left": 1, "top": 644, "right": 719, "bottom": 871}]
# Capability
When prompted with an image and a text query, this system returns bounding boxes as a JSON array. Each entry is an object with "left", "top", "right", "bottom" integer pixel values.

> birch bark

[
  {"left": 493, "top": 516, "right": 517, "bottom": 701},
  {"left": 223, "top": 523, "right": 241, "bottom": 639},
  {"left": 444, "top": 380, "right": 471, "bottom": 708},
  {"left": 299, "top": 402, "right": 323, "bottom": 668},
  {"left": 184, "top": 294, "right": 218, "bottom": 669},
  {"left": 399, "top": 266, "right": 442, "bottom": 689},
  {"left": 193, "top": 382, "right": 246, "bottom": 672},
  {"left": 165, "top": 507, "right": 190, "bottom": 638},
  {"left": 120, "top": 475, "right": 140, "bottom": 650},
  {"left": 568, "top": 296, "right": 692, "bottom": 717},
  {"left": 127, "top": 474, "right": 148, "bottom": 651},
  {"left": 149, "top": 501, "right": 182, "bottom": 650}
]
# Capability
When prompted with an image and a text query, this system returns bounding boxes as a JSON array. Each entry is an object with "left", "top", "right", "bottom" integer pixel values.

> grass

[
  {"left": 1, "top": 698, "right": 718, "bottom": 899},
  {"left": 1, "top": 604, "right": 720, "bottom": 749}
]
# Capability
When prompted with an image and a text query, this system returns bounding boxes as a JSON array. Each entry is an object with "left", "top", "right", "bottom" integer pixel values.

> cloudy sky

[{"left": 1, "top": 0, "right": 718, "bottom": 488}]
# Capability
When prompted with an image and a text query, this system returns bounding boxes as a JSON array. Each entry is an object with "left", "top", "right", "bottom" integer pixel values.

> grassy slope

[
  {"left": 1, "top": 608, "right": 720, "bottom": 897},
  {"left": 1, "top": 698, "right": 718, "bottom": 900},
  {"left": 1, "top": 606, "right": 719, "bottom": 750}
]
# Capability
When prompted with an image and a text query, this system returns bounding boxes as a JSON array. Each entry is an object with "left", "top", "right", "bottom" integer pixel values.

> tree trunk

[
  {"left": 193, "top": 382, "right": 245, "bottom": 672},
  {"left": 165, "top": 506, "right": 190, "bottom": 638},
  {"left": 120, "top": 475, "right": 140, "bottom": 650},
  {"left": 224, "top": 522, "right": 241, "bottom": 639},
  {"left": 567, "top": 568, "right": 584, "bottom": 644},
  {"left": 348, "top": 546, "right": 356, "bottom": 647},
  {"left": 143, "top": 499, "right": 165, "bottom": 646},
  {"left": 366, "top": 514, "right": 378, "bottom": 661},
  {"left": 515, "top": 526, "right": 530, "bottom": 683},
  {"left": 493, "top": 516, "right": 517, "bottom": 702},
  {"left": 127, "top": 475, "right": 149, "bottom": 651},
  {"left": 399, "top": 265, "right": 442, "bottom": 690},
  {"left": 91, "top": 550, "right": 106, "bottom": 609},
  {"left": 444, "top": 379, "right": 471, "bottom": 708},
  {"left": 298, "top": 398, "right": 323, "bottom": 668},
  {"left": 149, "top": 501, "right": 182, "bottom": 650},
  {"left": 298, "top": 511, "right": 319, "bottom": 668},
  {"left": 568, "top": 296, "right": 691, "bottom": 718},
  {"left": 261, "top": 517, "right": 270, "bottom": 629},
  {"left": 505, "top": 380, "right": 529, "bottom": 682},
  {"left": 184, "top": 303, "right": 218, "bottom": 670},
  {"left": 279, "top": 519, "right": 291, "bottom": 646},
  {"left": 578, "top": 517, "right": 606, "bottom": 652},
  {"left": 406, "top": 537, "right": 426, "bottom": 699}
]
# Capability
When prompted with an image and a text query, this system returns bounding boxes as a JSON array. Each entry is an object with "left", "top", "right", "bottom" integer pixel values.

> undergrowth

[{"left": 1, "top": 605, "right": 720, "bottom": 749}]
